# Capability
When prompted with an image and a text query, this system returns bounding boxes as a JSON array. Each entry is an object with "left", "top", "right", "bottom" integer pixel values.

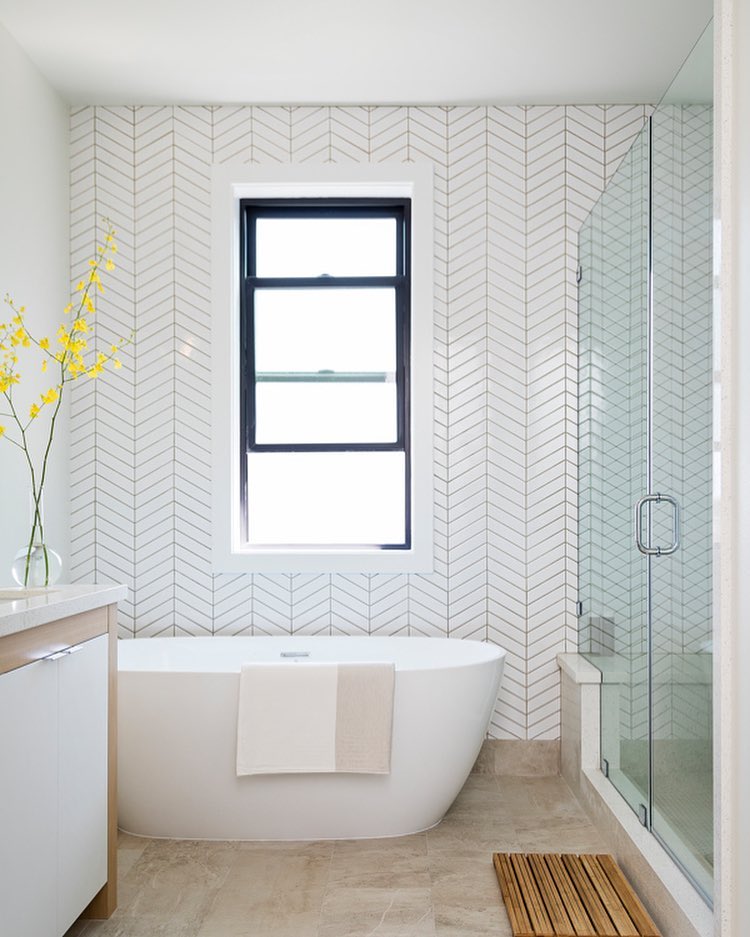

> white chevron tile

[
  {"left": 212, "top": 106, "right": 254, "bottom": 164},
  {"left": 328, "top": 107, "right": 370, "bottom": 162},
  {"left": 252, "top": 574, "right": 293, "bottom": 634},
  {"left": 211, "top": 576, "right": 253, "bottom": 635},
  {"left": 290, "top": 574, "right": 331, "bottom": 635},
  {"left": 330, "top": 575, "right": 370, "bottom": 634},
  {"left": 409, "top": 572, "right": 449, "bottom": 637},
  {"left": 290, "top": 107, "right": 331, "bottom": 163},
  {"left": 369, "top": 574, "right": 409, "bottom": 635},
  {"left": 369, "top": 107, "right": 410, "bottom": 162}
]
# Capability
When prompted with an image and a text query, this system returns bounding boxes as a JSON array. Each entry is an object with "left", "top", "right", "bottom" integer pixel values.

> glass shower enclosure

[{"left": 578, "top": 23, "right": 713, "bottom": 902}]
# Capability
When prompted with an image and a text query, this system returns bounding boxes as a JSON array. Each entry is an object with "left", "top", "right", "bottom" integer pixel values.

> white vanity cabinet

[
  {"left": 57, "top": 634, "right": 109, "bottom": 931},
  {"left": 0, "top": 595, "right": 120, "bottom": 937},
  {"left": 0, "top": 649, "right": 59, "bottom": 937}
]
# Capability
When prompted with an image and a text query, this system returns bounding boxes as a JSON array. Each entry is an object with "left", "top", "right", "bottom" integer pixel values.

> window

[
  {"left": 211, "top": 163, "right": 433, "bottom": 573},
  {"left": 240, "top": 200, "right": 411, "bottom": 550}
]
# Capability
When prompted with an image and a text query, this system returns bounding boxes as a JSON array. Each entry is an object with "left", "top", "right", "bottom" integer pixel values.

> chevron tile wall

[{"left": 69, "top": 104, "right": 647, "bottom": 740}]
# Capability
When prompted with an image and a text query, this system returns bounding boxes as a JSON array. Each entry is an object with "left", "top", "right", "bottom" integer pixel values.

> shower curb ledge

[{"left": 558, "top": 653, "right": 713, "bottom": 937}]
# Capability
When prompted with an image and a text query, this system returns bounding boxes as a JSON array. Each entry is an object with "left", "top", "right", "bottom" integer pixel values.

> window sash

[
  {"left": 239, "top": 198, "right": 412, "bottom": 549},
  {"left": 245, "top": 278, "right": 408, "bottom": 451},
  {"left": 243, "top": 200, "right": 408, "bottom": 278}
]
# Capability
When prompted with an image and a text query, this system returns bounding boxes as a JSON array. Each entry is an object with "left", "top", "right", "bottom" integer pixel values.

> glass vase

[{"left": 11, "top": 541, "right": 62, "bottom": 588}]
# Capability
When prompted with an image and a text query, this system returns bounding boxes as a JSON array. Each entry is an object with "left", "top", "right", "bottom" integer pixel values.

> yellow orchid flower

[{"left": 1, "top": 220, "right": 132, "bottom": 586}]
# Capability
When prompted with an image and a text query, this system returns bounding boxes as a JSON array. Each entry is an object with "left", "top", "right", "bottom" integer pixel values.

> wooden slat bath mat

[{"left": 492, "top": 853, "right": 661, "bottom": 937}]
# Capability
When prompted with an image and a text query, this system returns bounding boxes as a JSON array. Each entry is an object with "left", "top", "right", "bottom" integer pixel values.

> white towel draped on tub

[{"left": 236, "top": 662, "right": 395, "bottom": 776}]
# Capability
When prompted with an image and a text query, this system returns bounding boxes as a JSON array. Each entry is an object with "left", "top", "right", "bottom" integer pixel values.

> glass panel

[
  {"left": 246, "top": 451, "right": 405, "bottom": 545},
  {"left": 650, "top": 21, "right": 713, "bottom": 900},
  {"left": 254, "top": 288, "right": 397, "bottom": 444},
  {"left": 578, "top": 123, "right": 650, "bottom": 821},
  {"left": 255, "top": 217, "right": 397, "bottom": 277},
  {"left": 255, "top": 383, "right": 397, "bottom": 444},
  {"left": 579, "top": 18, "right": 714, "bottom": 905}
]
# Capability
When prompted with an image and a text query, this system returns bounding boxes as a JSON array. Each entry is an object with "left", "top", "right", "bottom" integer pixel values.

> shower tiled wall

[{"left": 69, "top": 104, "right": 647, "bottom": 740}]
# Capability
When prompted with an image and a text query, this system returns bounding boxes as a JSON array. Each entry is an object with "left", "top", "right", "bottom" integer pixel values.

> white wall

[{"left": 0, "top": 22, "right": 70, "bottom": 583}]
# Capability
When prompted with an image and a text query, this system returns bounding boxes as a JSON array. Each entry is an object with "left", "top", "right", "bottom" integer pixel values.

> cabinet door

[
  {"left": 57, "top": 634, "right": 109, "bottom": 933},
  {"left": 0, "top": 657, "right": 58, "bottom": 937}
]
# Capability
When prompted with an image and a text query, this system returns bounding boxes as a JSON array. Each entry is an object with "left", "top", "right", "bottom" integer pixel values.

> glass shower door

[
  {"left": 649, "top": 97, "right": 714, "bottom": 901},
  {"left": 578, "top": 21, "right": 714, "bottom": 902},
  {"left": 578, "top": 123, "right": 650, "bottom": 819}
]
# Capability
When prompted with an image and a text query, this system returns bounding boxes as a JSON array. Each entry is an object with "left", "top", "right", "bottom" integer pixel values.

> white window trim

[{"left": 211, "top": 161, "right": 434, "bottom": 574}]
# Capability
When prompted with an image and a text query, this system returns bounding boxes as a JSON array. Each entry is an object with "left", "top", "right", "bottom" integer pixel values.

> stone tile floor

[{"left": 65, "top": 774, "right": 606, "bottom": 937}]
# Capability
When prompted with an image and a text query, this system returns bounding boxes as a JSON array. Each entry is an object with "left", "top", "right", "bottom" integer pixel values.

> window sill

[{"left": 213, "top": 544, "right": 433, "bottom": 575}]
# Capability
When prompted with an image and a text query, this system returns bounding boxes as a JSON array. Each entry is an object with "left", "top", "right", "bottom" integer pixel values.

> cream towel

[
  {"left": 236, "top": 661, "right": 394, "bottom": 776},
  {"left": 335, "top": 663, "right": 394, "bottom": 774},
  {"left": 236, "top": 662, "right": 337, "bottom": 775}
]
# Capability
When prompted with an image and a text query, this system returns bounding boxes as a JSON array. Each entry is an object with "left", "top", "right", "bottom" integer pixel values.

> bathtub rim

[{"left": 116, "top": 634, "right": 506, "bottom": 674}]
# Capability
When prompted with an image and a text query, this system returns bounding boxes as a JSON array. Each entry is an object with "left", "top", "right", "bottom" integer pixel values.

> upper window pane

[{"left": 255, "top": 217, "right": 397, "bottom": 277}]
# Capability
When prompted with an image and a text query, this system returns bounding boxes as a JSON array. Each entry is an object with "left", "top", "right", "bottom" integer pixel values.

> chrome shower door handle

[{"left": 634, "top": 493, "right": 681, "bottom": 556}]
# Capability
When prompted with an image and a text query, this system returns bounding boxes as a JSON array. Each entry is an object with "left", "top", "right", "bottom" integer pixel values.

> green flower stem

[
  {"left": 31, "top": 373, "right": 65, "bottom": 585},
  {"left": 2, "top": 369, "right": 61, "bottom": 586}
]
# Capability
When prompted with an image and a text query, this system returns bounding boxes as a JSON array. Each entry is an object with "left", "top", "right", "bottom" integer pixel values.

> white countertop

[{"left": 0, "top": 583, "right": 127, "bottom": 639}]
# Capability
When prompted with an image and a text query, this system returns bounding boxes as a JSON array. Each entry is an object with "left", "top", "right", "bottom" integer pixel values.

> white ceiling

[{"left": 0, "top": 0, "right": 713, "bottom": 106}]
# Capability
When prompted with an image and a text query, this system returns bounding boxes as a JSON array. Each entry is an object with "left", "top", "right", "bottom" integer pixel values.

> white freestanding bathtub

[{"left": 118, "top": 635, "right": 505, "bottom": 840}]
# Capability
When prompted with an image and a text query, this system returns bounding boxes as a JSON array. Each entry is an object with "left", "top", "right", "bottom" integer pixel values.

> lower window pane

[{"left": 247, "top": 451, "right": 406, "bottom": 546}]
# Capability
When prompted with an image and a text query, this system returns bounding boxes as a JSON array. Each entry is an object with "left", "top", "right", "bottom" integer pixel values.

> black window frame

[{"left": 239, "top": 197, "right": 412, "bottom": 550}]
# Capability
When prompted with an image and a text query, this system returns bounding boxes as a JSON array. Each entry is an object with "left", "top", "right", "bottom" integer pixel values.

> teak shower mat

[{"left": 492, "top": 852, "right": 662, "bottom": 937}]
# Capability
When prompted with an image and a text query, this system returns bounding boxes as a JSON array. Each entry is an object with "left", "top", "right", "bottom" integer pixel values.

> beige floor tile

[
  {"left": 430, "top": 854, "right": 511, "bottom": 937},
  {"left": 428, "top": 854, "right": 502, "bottom": 904},
  {"left": 116, "top": 831, "right": 151, "bottom": 878},
  {"left": 448, "top": 773, "right": 501, "bottom": 798},
  {"left": 197, "top": 904, "right": 322, "bottom": 937},
  {"left": 333, "top": 833, "right": 428, "bottom": 856},
  {"left": 213, "top": 852, "right": 330, "bottom": 912},
  {"left": 329, "top": 834, "right": 430, "bottom": 887},
  {"left": 77, "top": 918, "right": 205, "bottom": 937},
  {"left": 318, "top": 886, "right": 435, "bottom": 937},
  {"left": 433, "top": 903, "right": 512, "bottom": 937},
  {"left": 513, "top": 827, "right": 607, "bottom": 854},
  {"left": 120, "top": 840, "right": 234, "bottom": 919},
  {"left": 499, "top": 776, "right": 587, "bottom": 817},
  {"left": 233, "top": 839, "right": 335, "bottom": 858},
  {"left": 443, "top": 777, "right": 502, "bottom": 813},
  {"left": 426, "top": 814, "right": 517, "bottom": 858}
]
